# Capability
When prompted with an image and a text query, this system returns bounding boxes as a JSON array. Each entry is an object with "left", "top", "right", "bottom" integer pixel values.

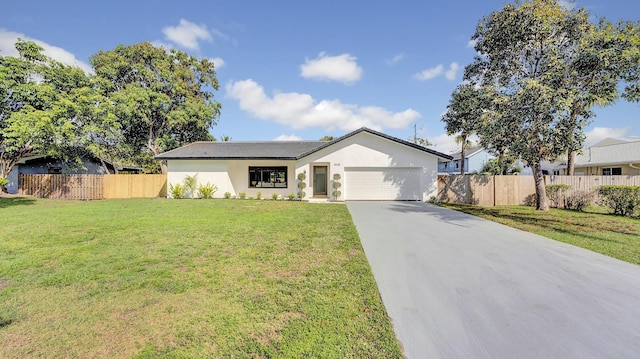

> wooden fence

[
  {"left": 437, "top": 175, "right": 536, "bottom": 206},
  {"left": 437, "top": 175, "right": 640, "bottom": 206},
  {"left": 19, "top": 174, "right": 167, "bottom": 200},
  {"left": 103, "top": 174, "right": 167, "bottom": 199}
]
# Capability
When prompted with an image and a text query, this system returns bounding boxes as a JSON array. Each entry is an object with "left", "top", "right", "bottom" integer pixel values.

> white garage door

[{"left": 344, "top": 167, "right": 421, "bottom": 200}]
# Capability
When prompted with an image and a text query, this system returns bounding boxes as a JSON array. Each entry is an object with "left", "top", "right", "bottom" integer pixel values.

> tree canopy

[
  {"left": 0, "top": 40, "right": 98, "bottom": 190},
  {"left": 452, "top": 0, "right": 640, "bottom": 210},
  {"left": 91, "top": 42, "right": 221, "bottom": 173},
  {"left": 0, "top": 40, "right": 222, "bottom": 190}
]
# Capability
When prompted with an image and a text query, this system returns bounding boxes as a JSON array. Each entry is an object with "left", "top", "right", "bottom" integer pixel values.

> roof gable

[{"left": 298, "top": 127, "right": 453, "bottom": 160}]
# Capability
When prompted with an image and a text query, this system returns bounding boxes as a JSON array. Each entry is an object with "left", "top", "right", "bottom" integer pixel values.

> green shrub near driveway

[{"left": 598, "top": 185, "right": 640, "bottom": 216}]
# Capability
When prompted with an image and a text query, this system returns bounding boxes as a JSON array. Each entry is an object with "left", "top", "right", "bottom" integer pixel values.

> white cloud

[
  {"left": 445, "top": 62, "right": 460, "bottom": 80},
  {"left": 466, "top": 39, "right": 477, "bottom": 48},
  {"left": 386, "top": 53, "right": 404, "bottom": 65},
  {"left": 0, "top": 29, "right": 92, "bottom": 73},
  {"left": 429, "top": 133, "right": 478, "bottom": 154},
  {"left": 584, "top": 127, "right": 633, "bottom": 146},
  {"left": 413, "top": 64, "right": 444, "bottom": 81},
  {"left": 300, "top": 52, "right": 363, "bottom": 84},
  {"left": 150, "top": 40, "right": 175, "bottom": 50},
  {"left": 210, "top": 57, "right": 225, "bottom": 68},
  {"left": 162, "top": 19, "right": 213, "bottom": 50},
  {"left": 414, "top": 62, "right": 460, "bottom": 81},
  {"left": 226, "top": 79, "right": 420, "bottom": 132},
  {"left": 274, "top": 134, "right": 303, "bottom": 141}
]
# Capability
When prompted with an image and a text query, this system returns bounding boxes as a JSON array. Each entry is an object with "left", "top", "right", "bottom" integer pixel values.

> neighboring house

[
  {"left": 156, "top": 127, "right": 452, "bottom": 201},
  {"left": 438, "top": 147, "right": 495, "bottom": 174},
  {"left": 555, "top": 138, "right": 640, "bottom": 176},
  {"left": 5, "top": 155, "right": 141, "bottom": 194}
]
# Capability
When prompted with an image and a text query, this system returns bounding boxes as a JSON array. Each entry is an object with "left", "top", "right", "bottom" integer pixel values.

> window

[
  {"left": 602, "top": 167, "right": 622, "bottom": 176},
  {"left": 249, "top": 167, "right": 288, "bottom": 188}
]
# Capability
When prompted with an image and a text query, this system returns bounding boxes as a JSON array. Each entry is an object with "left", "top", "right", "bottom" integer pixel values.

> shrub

[
  {"left": 272, "top": 193, "right": 279, "bottom": 200},
  {"left": 523, "top": 193, "right": 537, "bottom": 207},
  {"left": 197, "top": 182, "right": 218, "bottom": 199},
  {"left": 297, "top": 172, "right": 307, "bottom": 199},
  {"left": 288, "top": 193, "right": 296, "bottom": 200},
  {"left": 598, "top": 185, "right": 640, "bottom": 216},
  {"left": 256, "top": 191, "right": 262, "bottom": 200},
  {"left": 565, "top": 190, "right": 593, "bottom": 212},
  {"left": 238, "top": 191, "right": 247, "bottom": 200},
  {"left": 183, "top": 174, "right": 198, "bottom": 199},
  {"left": 168, "top": 183, "right": 186, "bottom": 199},
  {"left": 545, "top": 184, "right": 572, "bottom": 208},
  {"left": 0, "top": 177, "right": 8, "bottom": 192},
  {"left": 427, "top": 195, "right": 439, "bottom": 204},
  {"left": 332, "top": 173, "right": 342, "bottom": 201},
  {"left": 224, "top": 191, "right": 231, "bottom": 199}
]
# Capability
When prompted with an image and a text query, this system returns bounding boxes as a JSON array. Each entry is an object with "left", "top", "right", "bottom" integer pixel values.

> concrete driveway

[{"left": 347, "top": 201, "right": 640, "bottom": 359}]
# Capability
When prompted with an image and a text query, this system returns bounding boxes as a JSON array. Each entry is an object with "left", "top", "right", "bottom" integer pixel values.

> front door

[{"left": 313, "top": 166, "right": 327, "bottom": 196}]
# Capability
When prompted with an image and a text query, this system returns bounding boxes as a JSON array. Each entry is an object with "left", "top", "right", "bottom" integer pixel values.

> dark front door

[{"left": 313, "top": 166, "right": 327, "bottom": 196}]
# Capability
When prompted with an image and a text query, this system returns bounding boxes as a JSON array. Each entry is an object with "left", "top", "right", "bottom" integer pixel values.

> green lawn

[
  {"left": 0, "top": 198, "right": 402, "bottom": 358},
  {"left": 440, "top": 203, "right": 640, "bottom": 265}
]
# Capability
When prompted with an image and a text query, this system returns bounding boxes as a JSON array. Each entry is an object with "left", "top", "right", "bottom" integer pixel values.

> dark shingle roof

[
  {"left": 155, "top": 128, "right": 453, "bottom": 161},
  {"left": 155, "top": 141, "right": 325, "bottom": 160}
]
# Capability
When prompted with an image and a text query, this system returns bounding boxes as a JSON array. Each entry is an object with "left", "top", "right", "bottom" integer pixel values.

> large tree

[
  {"left": 442, "top": 83, "right": 488, "bottom": 175},
  {"left": 91, "top": 42, "right": 222, "bottom": 173},
  {"left": 464, "top": 0, "right": 617, "bottom": 210},
  {"left": 0, "top": 41, "right": 97, "bottom": 191}
]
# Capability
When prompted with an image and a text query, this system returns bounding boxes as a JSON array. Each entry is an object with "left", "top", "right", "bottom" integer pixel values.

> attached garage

[
  {"left": 344, "top": 167, "right": 421, "bottom": 201},
  {"left": 158, "top": 127, "right": 452, "bottom": 201}
]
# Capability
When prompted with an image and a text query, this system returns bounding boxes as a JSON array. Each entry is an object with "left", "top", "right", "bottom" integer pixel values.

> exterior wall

[
  {"left": 227, "top": 160, "right": 297, "bottom": 198},
  {"left": 167, "top": 160, "right": 232, "bottom": 198},
  {"left": 296, "top": 131, "right": 441, "bottom": 201},
  {"left": 573, "top": 164, "right": 640, "bottom": 176},
  {"left": 166, "top": 159, "right": 296, "bottom": 198},
  {"left": 468, "top": 151, "right": 494, "bottom": 173}
]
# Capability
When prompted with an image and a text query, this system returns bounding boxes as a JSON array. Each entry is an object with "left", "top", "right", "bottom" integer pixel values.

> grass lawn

[
  {"left": 0, "top": 197, "right": 402, "bottom": 358},
  {"left": 440, "top": 203, "right": 640, "bottom": 266}
]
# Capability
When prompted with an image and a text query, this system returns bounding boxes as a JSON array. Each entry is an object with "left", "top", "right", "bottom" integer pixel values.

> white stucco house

[{"left": 155, "top": 127, "right": 452, "bottom": 201}]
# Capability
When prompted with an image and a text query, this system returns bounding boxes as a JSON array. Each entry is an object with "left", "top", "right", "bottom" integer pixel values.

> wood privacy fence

[
  {"left": 19, "top": 174, "right": 167, "bottom": 200},
  {"left": 437, "top": 175, "right": 640, "bottom": 206}
]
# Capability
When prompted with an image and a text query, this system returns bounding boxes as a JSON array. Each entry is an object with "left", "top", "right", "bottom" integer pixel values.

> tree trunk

[
  {"left": 567, "top": 150, "right": 576, "bottom": 176},
  {"left": 533, "top": 163, "right": 549, "bottom": 211},
  {"left": 159, "top": 160, "right": 168, "bottom": 174},
  {"left": 498, "top": 149, "right": 505, "bottom": 175},
  {"left": 460, "top": 135, "right": 467, "bottom": 176}
]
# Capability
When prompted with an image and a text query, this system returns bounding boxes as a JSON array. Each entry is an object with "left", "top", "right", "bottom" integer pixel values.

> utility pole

[{"left": 413, "top": 124, "right": 417, "bottom": 144}]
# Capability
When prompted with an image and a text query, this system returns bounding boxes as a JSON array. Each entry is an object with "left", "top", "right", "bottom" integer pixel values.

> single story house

[
  {"left": 5, "top": 155, "right": 141, "bottom": 194},
  {"left": 548, "top": 138, "right": 640, "bottom": 176},
  {"left": 156, "top": 127, "right": 452, "bottom": 201}
]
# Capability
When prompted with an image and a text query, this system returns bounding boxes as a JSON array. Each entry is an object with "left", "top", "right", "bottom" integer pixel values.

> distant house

[
  {"left": 5, "top": 155, "right": 141, "bottom": 194},
  {"left": 438, "top": 147, "right": 495, "bottom": 174},
  {"left": 553, "top": 138, "right": 640, "bottom": 176}
]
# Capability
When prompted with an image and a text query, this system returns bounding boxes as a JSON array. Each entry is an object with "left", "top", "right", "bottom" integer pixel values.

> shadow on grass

[{"left": 0, "top": 196, "right": 37, "bottom": 208}]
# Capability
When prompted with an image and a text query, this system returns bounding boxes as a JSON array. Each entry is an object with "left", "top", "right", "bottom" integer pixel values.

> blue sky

[{"left": 1, "top": 0, "right": 639, "bottom": 153}]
